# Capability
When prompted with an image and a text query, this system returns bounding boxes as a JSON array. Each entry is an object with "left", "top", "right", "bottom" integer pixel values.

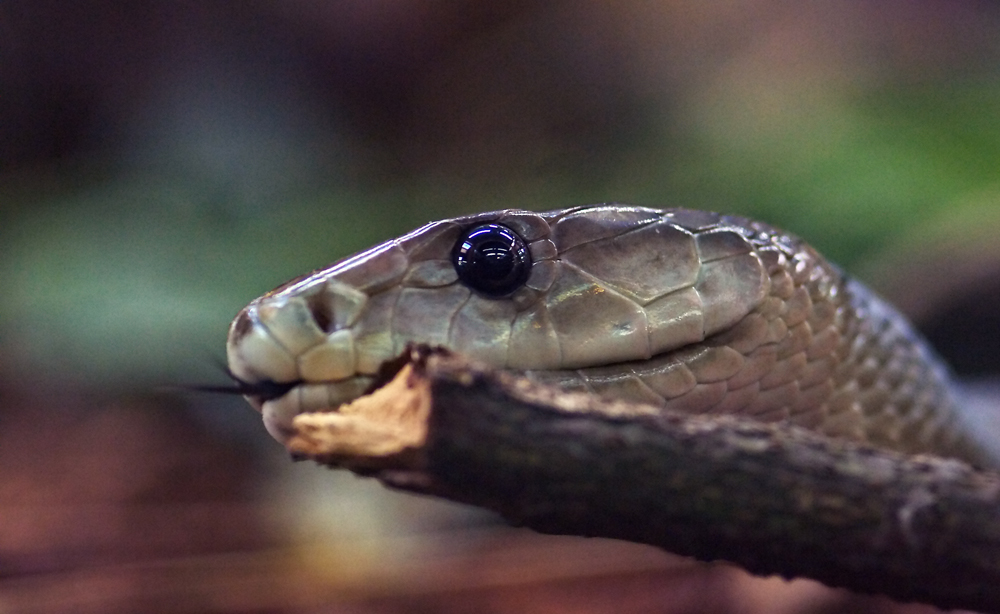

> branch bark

[{"left": 286, "top": 347, "right": 1000, "bottom": 613}]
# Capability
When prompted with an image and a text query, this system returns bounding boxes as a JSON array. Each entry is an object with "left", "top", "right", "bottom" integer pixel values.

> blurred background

[{"left": 3, "top": 1, "right": 1000, "bottom": 612}]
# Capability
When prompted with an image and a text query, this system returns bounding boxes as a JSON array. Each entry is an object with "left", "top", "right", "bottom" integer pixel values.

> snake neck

[{"left": 529, "top": 237, "right": 986, "bottom": 465}]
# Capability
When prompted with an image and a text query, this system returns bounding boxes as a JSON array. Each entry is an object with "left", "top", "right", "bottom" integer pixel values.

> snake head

[{"left": 227, "top": 205, "right": 771, "bottom": 442}]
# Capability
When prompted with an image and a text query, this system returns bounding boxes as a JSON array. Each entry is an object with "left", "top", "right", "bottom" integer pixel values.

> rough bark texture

[{"left": 288, "top": 348, "right": 1000, "bottom": 614}]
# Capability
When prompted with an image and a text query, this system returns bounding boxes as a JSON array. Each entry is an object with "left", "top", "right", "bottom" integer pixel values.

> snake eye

[{"left": 452, "top": 223, "right": 532, "bottom": 297}]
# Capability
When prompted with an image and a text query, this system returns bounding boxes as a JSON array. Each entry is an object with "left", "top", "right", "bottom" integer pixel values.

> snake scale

[{"left": 226, "top": 205, "right": 991, "bottom": 466}]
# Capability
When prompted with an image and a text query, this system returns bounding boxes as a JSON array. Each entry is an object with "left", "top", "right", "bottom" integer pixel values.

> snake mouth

[
  {"left": 193, "top": 371, "right": 302, "bottom": 406},
  {"left": 232, "top": 377, "right": 302, "bottom": 404},
  {"left": 246, "top": 348, "right": 431, "bottom": 444}
]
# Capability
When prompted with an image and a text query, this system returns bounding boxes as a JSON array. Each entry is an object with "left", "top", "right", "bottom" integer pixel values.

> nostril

[
  {"left": 230, "top": 310, "right": 254, "bottom": 342},
  {"left": 305, "top": 291, "right": 335, "bottom": 334}
]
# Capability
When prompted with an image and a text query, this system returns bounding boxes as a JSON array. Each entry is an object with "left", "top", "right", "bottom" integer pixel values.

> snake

[{"left": 225, "top": 205, "right": 993, "bottom": 466}]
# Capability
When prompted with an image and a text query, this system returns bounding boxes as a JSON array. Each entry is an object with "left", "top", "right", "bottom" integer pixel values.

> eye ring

[{"left": 452, "top": 223, "right": 532, "bottom": 297}]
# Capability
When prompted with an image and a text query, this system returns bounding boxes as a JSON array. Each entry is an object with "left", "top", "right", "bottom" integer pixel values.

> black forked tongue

[{"left": 186, "top": 366, "right": 300, "bottom": 402}]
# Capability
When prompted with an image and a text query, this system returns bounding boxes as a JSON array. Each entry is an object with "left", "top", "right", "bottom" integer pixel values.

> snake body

[{"left": 227, "top": 205, "right": 988, "bottom": 464}]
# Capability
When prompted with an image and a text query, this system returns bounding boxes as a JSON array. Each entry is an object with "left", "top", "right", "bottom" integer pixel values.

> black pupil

[{"left": 452, "top": 223, "right": 531, "bottom": 297}]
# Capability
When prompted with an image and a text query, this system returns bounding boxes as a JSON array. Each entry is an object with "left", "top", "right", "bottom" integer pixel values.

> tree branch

[{"left": 286, "top": 347, "right": 1000, "bottom": 613}]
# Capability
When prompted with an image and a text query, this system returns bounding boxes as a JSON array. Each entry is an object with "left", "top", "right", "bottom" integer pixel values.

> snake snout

[
  {"left": 225, "top": 303, "right": 297, "bottom": 389},
  {"left": 226, "top": 283, "right": 380, "bottom": 442}
]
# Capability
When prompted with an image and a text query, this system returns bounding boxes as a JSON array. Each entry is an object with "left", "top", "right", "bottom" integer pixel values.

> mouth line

[
  {"left": 275, "top": 345, "right": 439, "bottom": 401},
  {"left": 195, "top": 369, "right": 304, "bottom": 403},
  {"left": 215, "top": 346, "right": 449, "bottom": 411}
]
